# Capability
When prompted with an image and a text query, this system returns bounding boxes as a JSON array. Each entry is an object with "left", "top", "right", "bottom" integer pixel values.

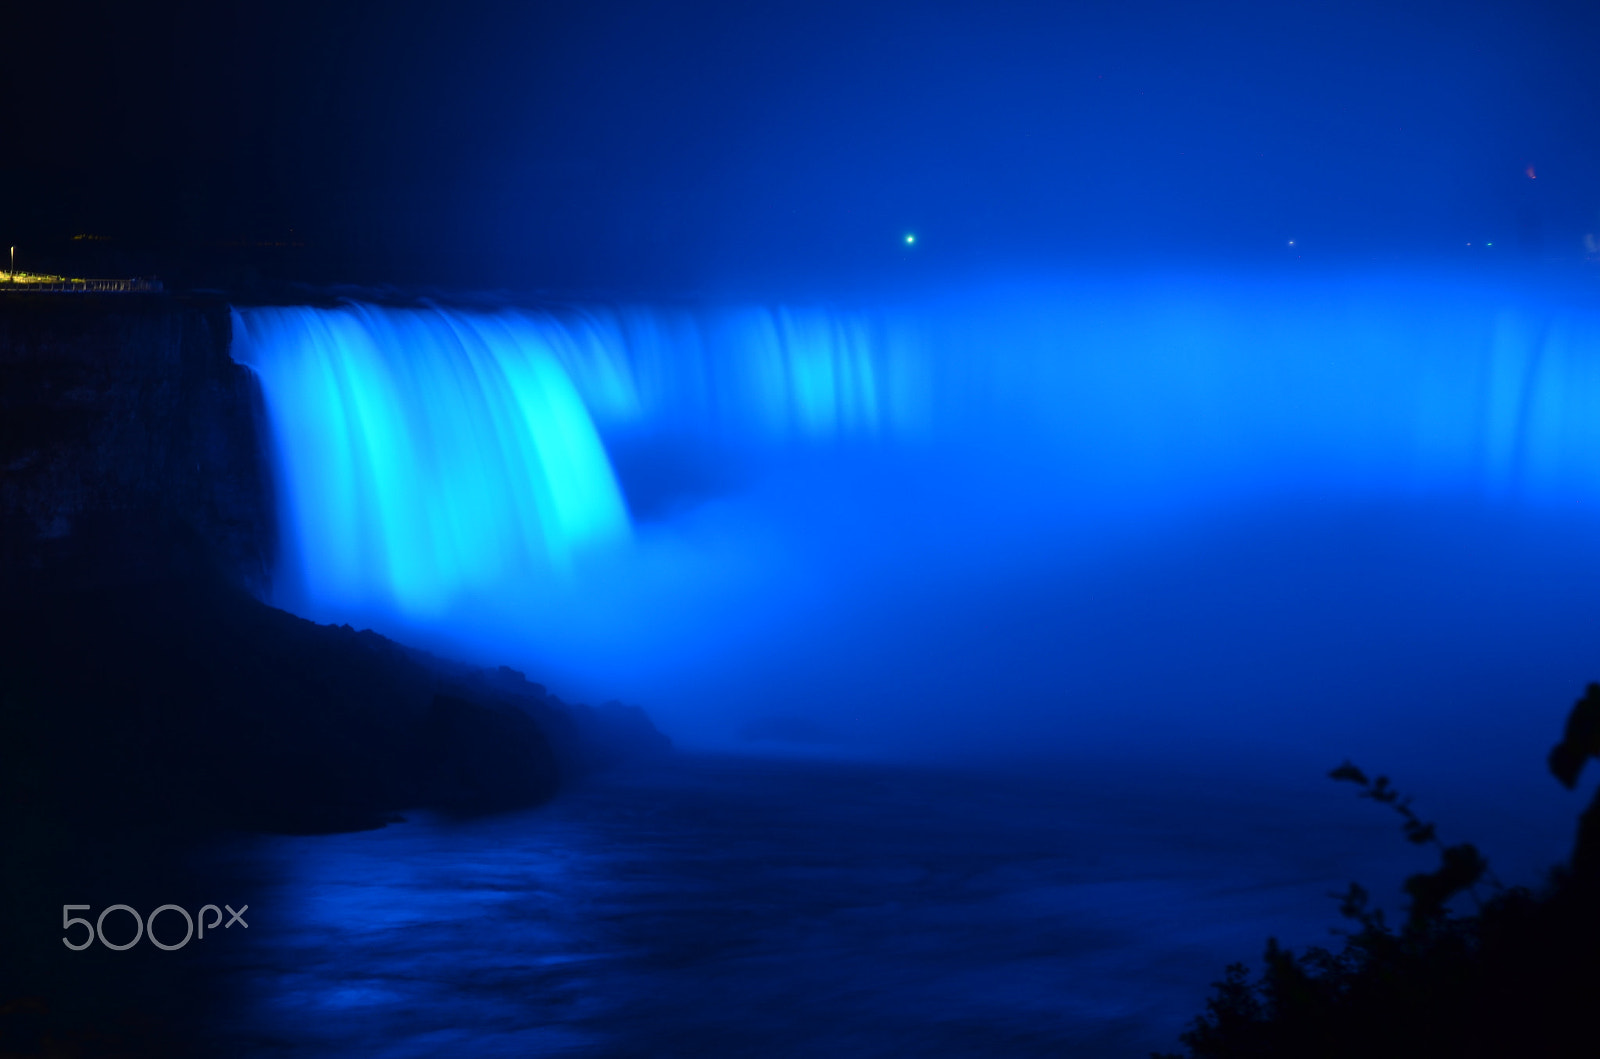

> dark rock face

[
  {"left": 1, "top": 575, "right": 530, "bottom": 834},
  {"left": 417, "top": 693, "right": 561, "bottom": 816},
  {"left": 0, "top": 569, "right": 668, "bottom": 836},
  {"left": 432, "top": 663, "right": 675, "bottom": 777},
  {"left": 0, "top": 293, "right": 274, "bottom": 597}
]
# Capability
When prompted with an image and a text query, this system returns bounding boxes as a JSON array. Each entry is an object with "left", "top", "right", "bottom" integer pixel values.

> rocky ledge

[{"left": 0, "top": 562, "right": 670, "bottom": 836}]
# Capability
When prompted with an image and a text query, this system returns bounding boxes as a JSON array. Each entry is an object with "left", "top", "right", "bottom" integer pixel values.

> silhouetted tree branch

[{"left": 1155, "top": 684, "right": 1600, "bottom": 1058}]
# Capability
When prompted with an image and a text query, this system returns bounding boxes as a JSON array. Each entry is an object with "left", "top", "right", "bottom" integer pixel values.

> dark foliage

[{"left": 1156, "top": 687, "right": 1600, "bottom": 1058}]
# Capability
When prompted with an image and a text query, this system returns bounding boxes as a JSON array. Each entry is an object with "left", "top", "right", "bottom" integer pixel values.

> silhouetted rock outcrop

[
  {"left": 0, "top": 564, "right": 668, "bottom": 836},
  {"left": 0, "top": 293, "right": 275, "bottom": 599}
]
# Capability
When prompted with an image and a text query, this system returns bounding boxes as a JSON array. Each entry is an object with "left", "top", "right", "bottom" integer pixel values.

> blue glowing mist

[{"left": 235, "top": 274, "right": 1600, "bottom": 769}]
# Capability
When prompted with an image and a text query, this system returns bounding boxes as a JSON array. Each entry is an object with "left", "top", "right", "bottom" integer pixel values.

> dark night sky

[{"left": 3, "top": 0, "right": 1597, "bottom": 294}]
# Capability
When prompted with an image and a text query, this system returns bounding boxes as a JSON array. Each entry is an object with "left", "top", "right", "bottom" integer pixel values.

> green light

[{"left": 904, "top": 234, "right": 916, "bottom": 246}]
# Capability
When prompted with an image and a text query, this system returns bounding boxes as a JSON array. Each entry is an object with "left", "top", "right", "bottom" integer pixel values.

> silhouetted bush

[{"left": 1157, "top": 686, "right": 1600, "bottom": 1058}]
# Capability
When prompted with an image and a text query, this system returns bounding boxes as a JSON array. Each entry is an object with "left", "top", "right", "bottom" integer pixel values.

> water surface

[{"left": 196, "top": 752, "right": 1577, "bottom": 1057}]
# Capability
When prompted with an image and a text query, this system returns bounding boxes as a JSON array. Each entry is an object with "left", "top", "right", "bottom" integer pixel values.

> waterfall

[
  {"left": 232, "top": 304, "right": 632, "bottom": 616},
  {"left": 231, "top": 300, "right": 920, "bottom": 619},
  {"left": 231, "top": 276, "right": 1600, "bottom": 751}
]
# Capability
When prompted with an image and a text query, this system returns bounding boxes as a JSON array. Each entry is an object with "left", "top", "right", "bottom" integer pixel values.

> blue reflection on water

[{"left": 197, "top": 755, "right": 1579, "bottom": 1057}]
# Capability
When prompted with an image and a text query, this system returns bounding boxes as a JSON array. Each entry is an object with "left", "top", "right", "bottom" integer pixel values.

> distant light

[
  {"left": 904, "top": 234, "right": 916, "bottom": 246},
  {"left": 1287, "top": 240, "right": 1295, "bottom": 246},
  {"left": 1526, "top": 165, "right": 1537, "bottom": 179},
  {"left": 1487, "top": 242, "right": 1493, "bottom": 247}
]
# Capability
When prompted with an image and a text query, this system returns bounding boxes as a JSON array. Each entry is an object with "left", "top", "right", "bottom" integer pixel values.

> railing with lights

[{"left": 0, "top": 274, "right": 164, "bottom": 293}]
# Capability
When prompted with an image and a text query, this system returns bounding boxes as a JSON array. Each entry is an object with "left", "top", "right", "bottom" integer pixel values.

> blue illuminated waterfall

[
  {"left": 232, "top": 300, "right": 924, "bottom": 622},
  {"left": 233, "top": 306, "right": 633, "bottom": 616},
  {"left": 234, "top": 276, "right": 1600, "bottom": 753}
]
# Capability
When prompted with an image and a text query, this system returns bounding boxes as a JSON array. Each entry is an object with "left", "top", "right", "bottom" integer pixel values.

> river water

[{"left": 189, "top": 751, "right": 1577, "bottom": 1058}]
